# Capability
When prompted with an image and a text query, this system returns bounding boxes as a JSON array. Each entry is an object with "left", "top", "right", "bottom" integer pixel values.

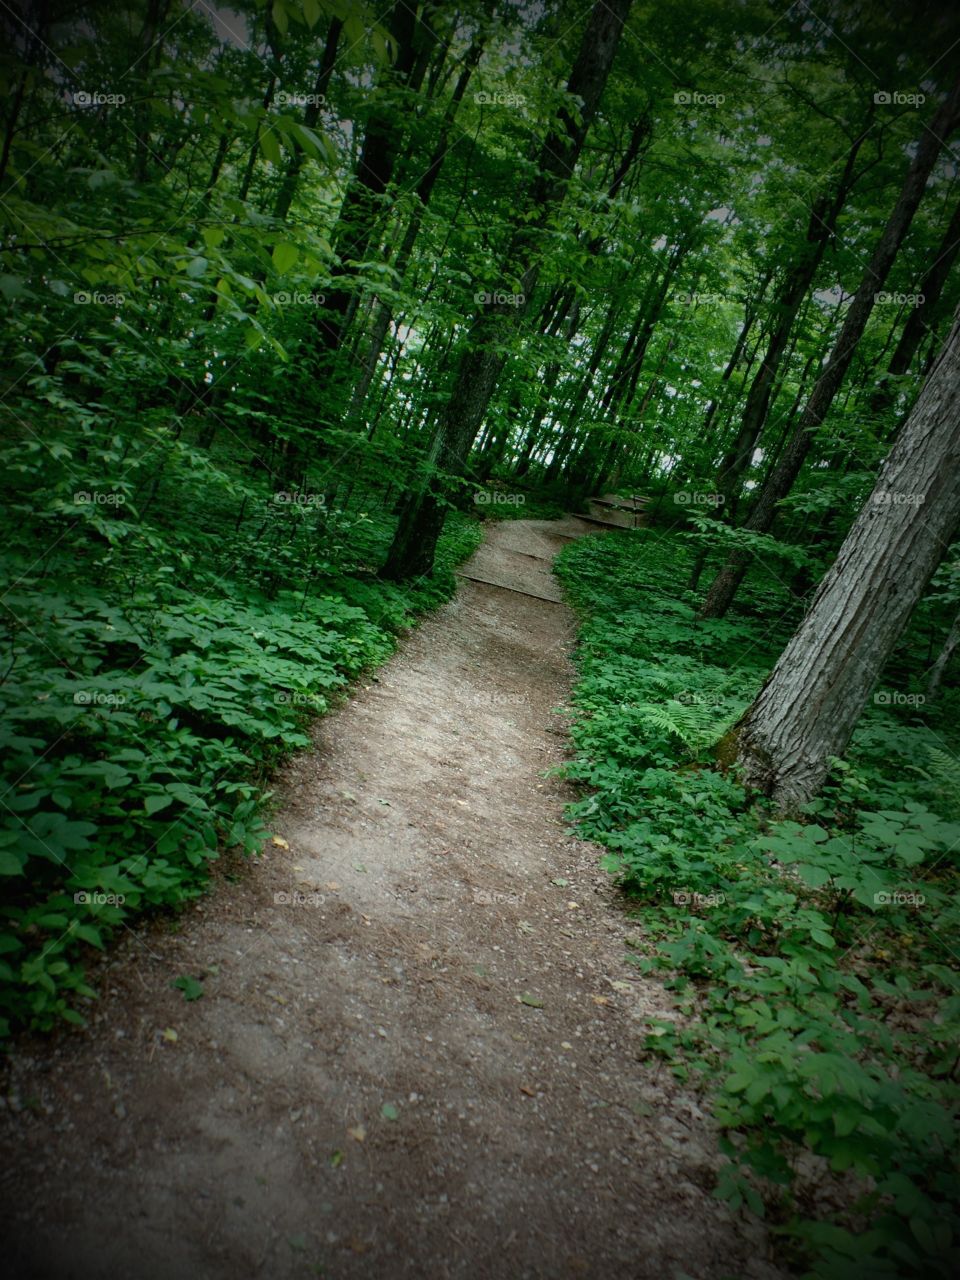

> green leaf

[
  {"left": 272, "top": 242, "right": 299, "bottom": 274},
  {"left": 258, "top": 127, "right": 282, "bottom": 166},
  {"left": 0, "top": 850, "right": 26, "bottom": 875},
  {"left": 171, "top": 975, "right": 204, "bottom": 1001},
  {"left": 145, "top": 794, "right": 173, "bottom": 816}
]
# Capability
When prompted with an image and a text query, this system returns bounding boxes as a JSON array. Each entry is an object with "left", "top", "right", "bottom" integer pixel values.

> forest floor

[{"left": 2, "top": 518, "right": 785, "bottom": 1280}]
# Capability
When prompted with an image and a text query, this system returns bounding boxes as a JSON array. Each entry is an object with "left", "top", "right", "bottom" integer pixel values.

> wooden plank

[
  {"left": 574, "top": 511, "right": 646, "bottom": 529},
  {"left": 456, "top": 571, "right": 565, "bottom": 603}
]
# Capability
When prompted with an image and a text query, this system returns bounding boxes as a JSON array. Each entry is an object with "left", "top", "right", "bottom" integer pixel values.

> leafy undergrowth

[
  {"left": 0, "top": 416, "right": 481, "bottom": 1039},
  {"left": 555, "top": 530, "right": 960, "bottom": 1280}
]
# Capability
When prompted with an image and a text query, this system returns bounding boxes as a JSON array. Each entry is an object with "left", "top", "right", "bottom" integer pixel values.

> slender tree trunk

[
  {"left": 381, "top": 0, "right": 633, "bottom": 579},
  {"left": 347, "top": 40, "right": 483, "bottom": 423},
  {"left": 701, "top": 77, "right": 960, "bottom": 618},
  {"left": 272, "top": 18, "right": 343, "bottom": 223},
  {"left": 926, "top": 606, "right": 960, "bottom": 699},
  {"left": 870, "top": 194, "right": 960, "bottom": 414},
  {"left": 724, "top": 306, "right": 960, "bottom": 809}
]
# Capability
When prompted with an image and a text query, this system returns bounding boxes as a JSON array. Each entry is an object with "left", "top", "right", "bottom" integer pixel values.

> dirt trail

[{"left": 2, "top": 518, "right": 783, "bottom": 1280}]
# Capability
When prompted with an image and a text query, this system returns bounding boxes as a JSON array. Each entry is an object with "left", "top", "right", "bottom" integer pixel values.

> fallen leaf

[
  {"left": 518, "top": 993, "right": 544, "bottom": 1008},
  {"left": 271, "top": 835, "right": 289, "bottom": 849},
  {"left": 347, "top": 1125, "right": 366, "bottom": 1143},
  {"left": 608, "top": 980, "right": 632, "bottom": 993},
  {"left": 552, "top": 878, "right": 569, "bottom": 887},
  {"left": 330, "top": 1150, "right": 343, "bottom": 1168},
  {"left": 381, "top": 1102, "right": 399, "bottom": 1121},
  {"left": 353, "top": 862, "right": 368, "bottom": 873},
  {"left": 566, "top": 901, "right": 579, "bottom": 910},
  {"left": 520, "top": 1084, "right": 536, "bottom": 1097},
  {"left": 591, "top": 995, "right": 609, "bottom": 1006},
  {"left": 161, "top": 1027, "right": 178, "bottom": 1042},
  {"left": 171, "top": 975, "right": 203, "bottom": 1002}
]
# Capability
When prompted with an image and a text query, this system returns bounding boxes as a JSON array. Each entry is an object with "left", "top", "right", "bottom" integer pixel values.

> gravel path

[{"left": 2, "top": 518, "right": 784, "bottom": 1280}]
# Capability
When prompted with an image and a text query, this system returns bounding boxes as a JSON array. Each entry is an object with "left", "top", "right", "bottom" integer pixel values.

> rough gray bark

[{"left": 729, "top": 307, "right": 960, "bottom": 809}]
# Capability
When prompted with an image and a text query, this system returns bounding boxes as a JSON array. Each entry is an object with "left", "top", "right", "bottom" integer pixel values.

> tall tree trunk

[
  {"left": 346, "top": 39, "right": 483, "bottom": 424},
  {"left": 313, "top": 1, "right": 426, "bottom": 358},
  {"left": 700, "top": 77, "right": 960, "bottom": 619},
  {"left": 272, "top": 18, "right": 343, "bottom": 223},
  {"left": 926, "top": 606, "right": 960, "bottom": 699},
  {"left": 870, "top": 194, "right": 960, "bottom": 415},
  {"left": 724, "top": 306, "right": 960, "bottom": 809},
  {"left": 713, "top": 126, "right": 870, "bottom": 521},
  {"left": 381, "top": 0, "right": 633, "bottom": 579}
]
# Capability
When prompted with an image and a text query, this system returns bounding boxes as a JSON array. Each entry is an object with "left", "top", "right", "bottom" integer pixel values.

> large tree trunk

[
  {"left": 380, "top": 0, "right": 633, "bottom": 579},
  {"left": 726, "top": 307, "right": 960, "bottom": 810},
  {"left": 700, "top": 75, "right": 960, "bottom": 619}
]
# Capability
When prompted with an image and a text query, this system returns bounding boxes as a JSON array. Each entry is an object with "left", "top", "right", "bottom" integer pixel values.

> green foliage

[
  {"left": 0, "top": 406, "right": 480, "bottom": 1038},
  {"left": 556, "top": 529, "right": 960, "bottom": 1280}
]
